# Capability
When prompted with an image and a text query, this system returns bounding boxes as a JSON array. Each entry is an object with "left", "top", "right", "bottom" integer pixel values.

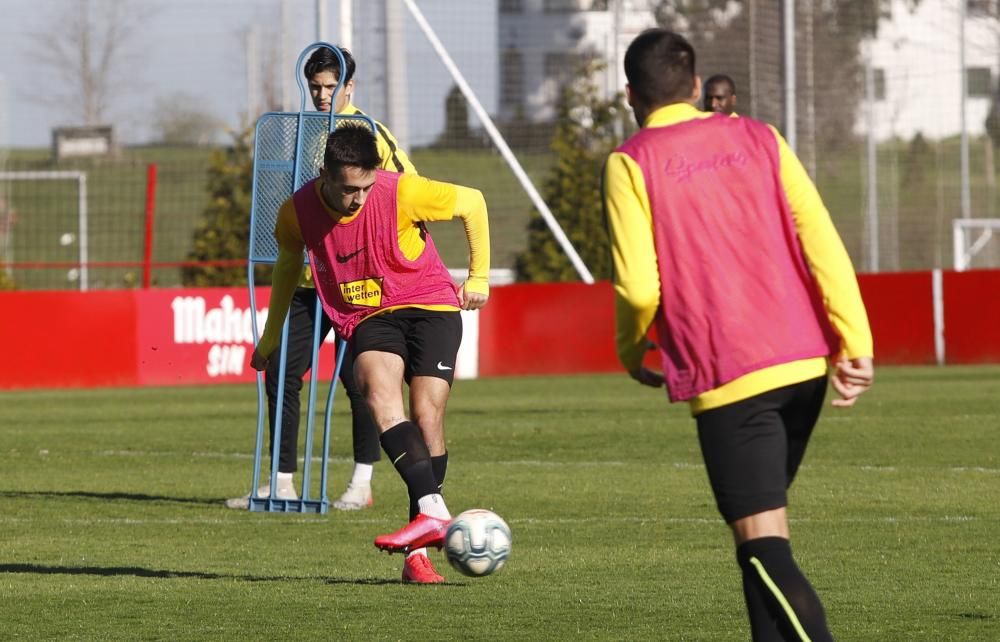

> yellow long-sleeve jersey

[
  {"left": 297, "top": 104, "right": 416, "bottom": 287},
  {"left": 257, "top": 173, "right": 490, "bottom": 359},
  {"left": 604, "top": 103, "right": 873, "bottom": 414}
]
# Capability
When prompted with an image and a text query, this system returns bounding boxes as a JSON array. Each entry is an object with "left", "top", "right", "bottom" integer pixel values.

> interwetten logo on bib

[{"left": 340, "top": 277, "right": 383, "bottom": 307}]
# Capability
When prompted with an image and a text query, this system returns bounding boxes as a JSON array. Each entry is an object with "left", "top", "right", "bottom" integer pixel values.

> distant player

[
  {"left": 251, "top": 126, "right": 490, "bottom": 584},
  {"left": 226, "top": 46, "right": 416, "bottom": 513},
  {"left": 604, "top": 29, "right": 873, "bottom": 640},
  {"left": 703, "top": 74, "right": 737, "bottom": 115}
]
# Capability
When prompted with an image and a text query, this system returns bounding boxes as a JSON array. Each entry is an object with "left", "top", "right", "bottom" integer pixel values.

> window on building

[
  {"left": 967, "top": 67, "right": 992, "bottom": 97},
  {"left": 544, "top": 52, "right": 581, "bottom": 82},
  {"left": 967, "top": 0, "right": 996, "bottom": 16},
  {"left": 501, "top": 49, "right": 524, "bottom": 109},
  {"left": 499, "top": 0, "right": 523, "bottom": 13},
  {"left": 542, "top": 51, "right": 590, "bottom": 102},
  {"left": 873, "top": 68, "right": 886, "bottom": 101},
  {"left": 544, "top": 0, "right": 608, "bottom": 12}
]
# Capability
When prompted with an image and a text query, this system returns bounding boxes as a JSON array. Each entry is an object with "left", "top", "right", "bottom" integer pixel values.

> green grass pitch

[{"left": 1, "top": 367, "right": 997, "bottom": 640}]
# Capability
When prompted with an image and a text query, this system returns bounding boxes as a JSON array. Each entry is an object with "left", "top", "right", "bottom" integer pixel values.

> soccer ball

[{"left": 444, "top": 509, "right": 512, "bottom": 577}]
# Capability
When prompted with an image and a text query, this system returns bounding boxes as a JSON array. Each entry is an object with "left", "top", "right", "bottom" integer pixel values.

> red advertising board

[
  {"left": 478, "top": 281, "right": 618, "bottom": 376},
  {"left": 0, "top": 288, "right": 339, "bottom": 390},
  {"left": 943, "top": 269, "right": 1000, "bottom": 363},
  {"left": 857, "top": 272, "right": 936, "bottom": 364},
  {"left": 0, "top": 290, "right": 139, "bottom": 389},
  {"left": 134, "top": 288, "right": 340, "bottom": 386},
  {"left": 1, "top": 270, "right": 998, "bottom": 390}
]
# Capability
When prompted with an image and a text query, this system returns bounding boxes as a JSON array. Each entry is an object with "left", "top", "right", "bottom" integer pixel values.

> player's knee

[{"left": 729, "top": 507, "right": 789, "bottom": 544}]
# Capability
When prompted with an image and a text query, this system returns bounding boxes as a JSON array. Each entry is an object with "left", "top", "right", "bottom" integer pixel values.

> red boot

[
  {"left": 374, "top": 513, "right": 449, "bottom": 553},
  {"left": 401, "top": 553, "right": 445, "bottom": 584}
]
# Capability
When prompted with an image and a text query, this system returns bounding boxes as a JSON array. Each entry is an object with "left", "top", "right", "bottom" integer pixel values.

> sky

[{"left": 0, "top": 0, "right": 498, "bottom": 149}]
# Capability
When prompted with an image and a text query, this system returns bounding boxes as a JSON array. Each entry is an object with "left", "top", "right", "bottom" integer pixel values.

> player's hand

[
  {"left": 250, "top": 348, "right": 270, "bottom": 372},
  {"left": 830, "top": 356, "right": 874, "bottom": 407},
  {"left": 629, "top": 366, "right": 665, "bottom": 388},
  {"left": 458, "top": 283, "right": 489, "bottom": 311}
]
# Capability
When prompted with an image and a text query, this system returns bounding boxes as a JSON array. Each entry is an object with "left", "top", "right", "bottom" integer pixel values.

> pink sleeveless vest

[
  {"left": 616, "top": 114, "right": 838, "bottom": 401},
  {"left": 293, "top": 169, "right": 459, "bottom": 338}
]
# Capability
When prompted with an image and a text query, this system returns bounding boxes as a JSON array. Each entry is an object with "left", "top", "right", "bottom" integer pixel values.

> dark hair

[
  {"left": 705, "top": 74, "right": 736, "bottom": 93},
  {"left": 624, "top": 29, "right": 696, "bottom": 107},
  {"left": 323, "top": 126, "right": 380, "bottom": 175},
  {"left": 304, "top": 45, "right": 356, "bottom": 83}
]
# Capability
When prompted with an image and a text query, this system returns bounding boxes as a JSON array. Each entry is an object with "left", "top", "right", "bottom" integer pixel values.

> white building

[
  {"left": 863, "top": 0, "right": 1000, "bottom": 141},
  {"left": 497, "top": 0, "right": 656, "bottom": 122}
]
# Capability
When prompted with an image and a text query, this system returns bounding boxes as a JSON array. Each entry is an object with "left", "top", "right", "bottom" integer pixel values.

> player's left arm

[
  {"left": 771, "top": 126, "right": 874, "bottom": 402},
  {"left": 772, "top": 126, "right": 873, "bottom": 360},
  {"left": 603, "top": 151, "right": 664, "bottom": 388},
  {"left": 397, "top": 174, "right": 490, "bottom": 311}
]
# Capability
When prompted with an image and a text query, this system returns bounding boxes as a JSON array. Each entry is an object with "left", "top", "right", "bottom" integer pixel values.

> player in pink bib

[
  {"left": 253, "top": 126, "right": 491, "bottom": 584},
  {"left": 606, "top": 30, "right": 873, "bottom": 640}
]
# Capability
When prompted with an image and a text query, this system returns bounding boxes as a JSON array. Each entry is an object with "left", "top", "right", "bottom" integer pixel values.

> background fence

[{"left": 3, "top": 0, "right": 1000, "bottom": 291}]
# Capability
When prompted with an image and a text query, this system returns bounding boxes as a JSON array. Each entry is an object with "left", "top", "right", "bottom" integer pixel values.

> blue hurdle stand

[{"left": 245, "top": 42, "right": 377, "bottom": 513}]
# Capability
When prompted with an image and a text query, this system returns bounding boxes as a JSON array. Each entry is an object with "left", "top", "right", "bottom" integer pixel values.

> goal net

[
  {"left": 0, "top": 171, "right": 89, "bottom": 291},
  {"left": 953, "top": 218, "right": 1000, "bottom": 271}
]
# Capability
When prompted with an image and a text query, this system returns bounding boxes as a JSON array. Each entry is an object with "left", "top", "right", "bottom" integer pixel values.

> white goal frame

[
  {"left": 952, "top": 218, "right": 1000, "bottom": 271},
  {"left": 0, "top": 171, "right": 89, "bottom": 291}
]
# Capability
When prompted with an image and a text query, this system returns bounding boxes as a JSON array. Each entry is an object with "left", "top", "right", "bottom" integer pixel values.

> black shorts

[
  {"left": 694, "top": 376, "right": 827, "bottom": 523},
  {"left": 350, "top": 308, "right": 463, "bottom": 385}
]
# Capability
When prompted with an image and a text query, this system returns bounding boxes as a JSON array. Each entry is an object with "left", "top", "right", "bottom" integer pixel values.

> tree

[
  {"left": 986, "top": 95, "right": 1000, "bottom": 148},
  {"left": 433, "top": 85, "right": 484, "bottom": 149},
  {"left": 182, "top": 127, "right": 256, "bottom": 287},
  {"left": 28, "top": 0, "right": 150, "bottom": 126},
  {"left": 514, "top": 60, "right": 633, "bottom": 282},
  {"left": 153, "top": 92, "right": 224, "bottom": 145},
  {"left": 0, "top": 269, "right": 14, "bottom": 291}
]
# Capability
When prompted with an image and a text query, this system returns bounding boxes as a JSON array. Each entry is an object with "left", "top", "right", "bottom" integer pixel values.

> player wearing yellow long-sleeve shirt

[
  {"left": 227, "top": 46, "right": 419, "bottom": 520},
  {"left": 604, "top": 30, "right": 873, "bottom": 641},
  {"left": 253, "top": 126, "right": 489, "bottom": 584}
]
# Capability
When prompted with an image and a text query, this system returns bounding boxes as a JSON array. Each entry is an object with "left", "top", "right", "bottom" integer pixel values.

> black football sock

[
  {"left": 736, "top": 537, "right": 833, "bottom": 642},
  {"left": 432, "top": 451, "right": 449, "bottom": 490},
  {"left": 411, "top": 452, "right": 449, "bottom": 519},
  {"left": 379, "top": 421, "right": 438, "bottom": 520}
]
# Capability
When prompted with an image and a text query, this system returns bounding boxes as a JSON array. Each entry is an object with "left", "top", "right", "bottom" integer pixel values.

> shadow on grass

[
  {"left": 0, "top": 563, "right": 227, "bottom": 580},
  {"left": 0, "top": 563, "right": 407, "bottom": 586},
  {"left": 0, "top": 490, "right": 223, "bottom": 506}
]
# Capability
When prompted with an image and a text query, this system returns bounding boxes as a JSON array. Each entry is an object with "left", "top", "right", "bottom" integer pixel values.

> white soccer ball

[{"left": 444, "top": 509, "right": 512, "bottom": 577}]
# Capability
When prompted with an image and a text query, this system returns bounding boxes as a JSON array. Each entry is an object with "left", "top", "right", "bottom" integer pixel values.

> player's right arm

[
  {"left": 251, "top": 200, "right": 306, "bottom": 369},
  {"left": 603, "top": 151, "right": 664, "bottom": 388}
]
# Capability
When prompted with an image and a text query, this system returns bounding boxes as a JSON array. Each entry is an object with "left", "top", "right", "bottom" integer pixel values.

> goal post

[
  {"left": 0, "top": 171, "right": 89, "bottom": 291},
  {"left": 952, "top": 218, "right": 1000, "bottom": 271}
]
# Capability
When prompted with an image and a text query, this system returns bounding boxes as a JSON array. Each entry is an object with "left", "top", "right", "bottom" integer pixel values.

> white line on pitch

[
  {"left": 0, "top": 515, "right": 984, "bottom": 527},
  {"left": 90, "top": 451, "right": 1000, "bottom": 474}
]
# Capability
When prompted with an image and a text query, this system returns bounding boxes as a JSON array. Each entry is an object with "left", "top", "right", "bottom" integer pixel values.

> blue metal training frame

[{"left": 246, "top": 42, "right": 377, "bottom": 513}]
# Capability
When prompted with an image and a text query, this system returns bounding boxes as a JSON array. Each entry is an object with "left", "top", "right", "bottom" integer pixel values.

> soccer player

[
  {"left": 604, "top": 29, "right": 873, "bottom": 641},
  {"left": 226, "top": 46, "right": 416, "bottom": 512},
  {"left": 703, "top": 73, "right": 737, "bottom": 115},
  {"left": 251, "top": 126, "right": 490, "bottom": 584}
]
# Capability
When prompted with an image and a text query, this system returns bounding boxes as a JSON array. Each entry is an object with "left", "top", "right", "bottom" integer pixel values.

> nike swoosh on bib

[{"left": 336, "top": 247, "right": 366, "bottom": 263}]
